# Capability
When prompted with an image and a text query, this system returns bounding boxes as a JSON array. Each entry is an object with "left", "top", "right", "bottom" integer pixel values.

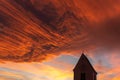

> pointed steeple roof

[{"left": 73, "top": 53, "right": 97, "bottom": 74}]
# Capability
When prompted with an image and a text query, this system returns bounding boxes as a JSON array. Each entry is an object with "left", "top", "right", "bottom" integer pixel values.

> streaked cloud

[
  {"left": 0, "top": 0, "right": 120, "bottom": 80},
  {"left": 0, "top": 62, "right": 72, "bottom": 80},
  {"left": 0, "top": 0, "right": 120, "bottom": 62}
]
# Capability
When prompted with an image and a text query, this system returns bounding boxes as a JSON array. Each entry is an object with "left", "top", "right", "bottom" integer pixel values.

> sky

[{"left": 0, "top": 0, "right": 120, "bottom": 80}]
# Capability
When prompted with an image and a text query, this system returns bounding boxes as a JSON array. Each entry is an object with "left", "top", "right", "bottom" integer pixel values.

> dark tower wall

[{"left": 73, "top": 54, "right": 97, "bottom": 80}]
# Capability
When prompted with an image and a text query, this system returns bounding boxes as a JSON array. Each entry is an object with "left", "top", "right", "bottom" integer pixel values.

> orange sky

[
  {"left": 0, "top": 53, "right": 120, "bottom": 80},
  {"left": 0, "top": 0, "right": 120, "bottom": 80}
]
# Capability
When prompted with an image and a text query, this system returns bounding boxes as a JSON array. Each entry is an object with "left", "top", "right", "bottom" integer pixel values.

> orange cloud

[
  {"left": 0, "top": 0, "right": 120, "bottom": 63},
  {"left": 0, "top": 0, "right": 120, "bottom": 80}
]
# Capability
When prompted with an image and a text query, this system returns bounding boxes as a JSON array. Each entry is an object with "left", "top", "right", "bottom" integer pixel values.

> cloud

[
  {"left": 0, "top": 62, "right": 73, "bottom": 80},
  {"left": 0, "top": 1, "right": 120, "bottom": 80},
  {"left": 0, "top": 0, "right": 120, "bottom": 62}
]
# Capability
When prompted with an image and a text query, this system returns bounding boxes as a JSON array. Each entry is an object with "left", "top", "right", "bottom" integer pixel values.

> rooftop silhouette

[{"left": 73, "top": 53, "right": 97, "bottom": 80}]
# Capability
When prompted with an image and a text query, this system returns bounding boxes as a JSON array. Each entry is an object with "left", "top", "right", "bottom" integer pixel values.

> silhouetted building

[{"left": 73, "top": 53, "right": 97, "bottom": 80}]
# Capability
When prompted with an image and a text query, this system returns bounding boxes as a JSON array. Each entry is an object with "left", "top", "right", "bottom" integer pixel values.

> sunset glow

[{"left": 0, "top": 0, "right": 120, "bottom": 80}]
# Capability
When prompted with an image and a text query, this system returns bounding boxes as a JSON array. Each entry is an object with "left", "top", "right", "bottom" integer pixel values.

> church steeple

[{"left": 73, "top": 53, "right": 97, "bottom": 80}]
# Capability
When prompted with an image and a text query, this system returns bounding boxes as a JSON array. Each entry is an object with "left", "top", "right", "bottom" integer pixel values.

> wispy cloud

[
  {"left": 0, "top": 62, "right": 72, "bottom": 80},
  {"left": 0, "top": 0, "right": 120, "bottom": 80}
]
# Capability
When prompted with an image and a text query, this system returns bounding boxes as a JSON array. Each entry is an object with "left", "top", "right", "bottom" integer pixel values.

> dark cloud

[
  {"left": 91, "top": 15, "right": 120, "bottom": 49},
  {"left": 0, "top": 0, "right": 120, "bottom": 62}
]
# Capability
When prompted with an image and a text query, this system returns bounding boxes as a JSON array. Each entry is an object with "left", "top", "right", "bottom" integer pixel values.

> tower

[{"left": 73, "top": 53, "right": 97, "bottom": 80}]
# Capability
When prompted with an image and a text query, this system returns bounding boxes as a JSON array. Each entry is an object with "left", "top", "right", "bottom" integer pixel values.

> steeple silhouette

[{"left": 73, "top": 53, "right": 97, "bottom": 80}]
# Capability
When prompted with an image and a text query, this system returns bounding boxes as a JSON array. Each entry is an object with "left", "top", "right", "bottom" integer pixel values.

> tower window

[{"left": 81, "top": 73, "right": 86, "bottom": 80}]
